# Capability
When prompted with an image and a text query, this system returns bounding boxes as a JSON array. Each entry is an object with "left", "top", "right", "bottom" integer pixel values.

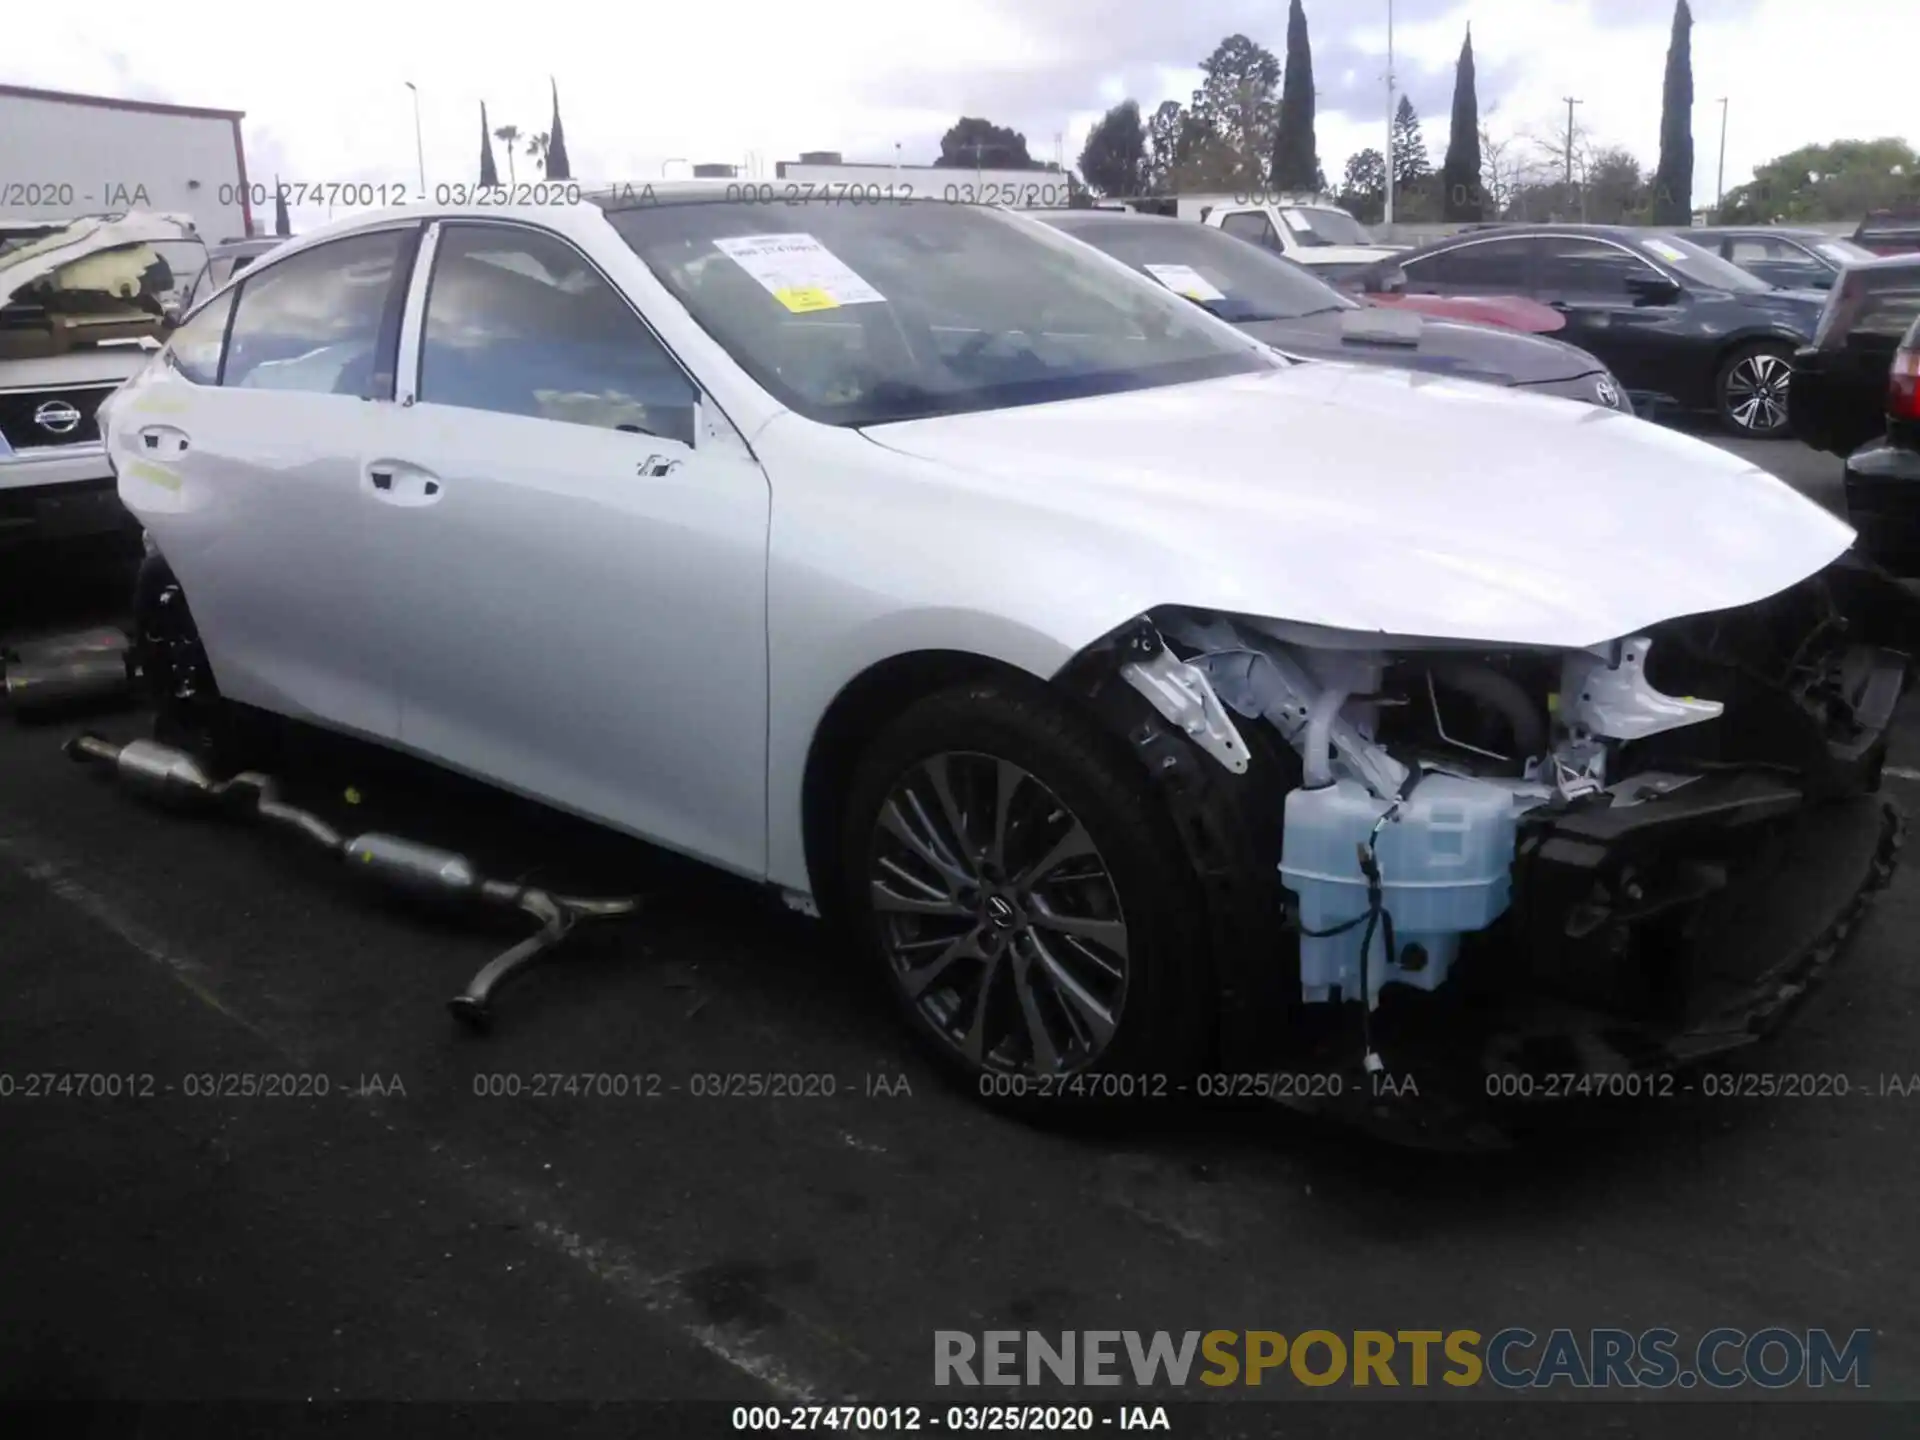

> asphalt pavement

[{"left": 1, "top": 430, "right": 1915, "bottom": 1436}]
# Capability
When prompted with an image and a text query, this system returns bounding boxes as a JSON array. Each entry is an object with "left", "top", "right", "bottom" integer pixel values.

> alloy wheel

[
  {"left": 1724, "top": 352, "right": 1792, "bottom": 434},
  {"left": 866, "top": 751, "right": 1130, "bottom": 1076}
]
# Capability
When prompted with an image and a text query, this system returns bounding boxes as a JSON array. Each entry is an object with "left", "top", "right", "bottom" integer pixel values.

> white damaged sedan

[{"left": 97, "top": 187, "right": 1917, "bottom": 1124}]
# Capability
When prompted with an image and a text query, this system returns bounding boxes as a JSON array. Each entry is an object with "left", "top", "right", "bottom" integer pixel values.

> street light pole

[
  {"left": 1384, "top": 0, "right": 1396, "bottom": 226},
  {"left": 1716, "top": 97, "right": 1729, "bottom": 219},
  {"left": 403, "top": 82, "right": 426, "bottom": 198}
]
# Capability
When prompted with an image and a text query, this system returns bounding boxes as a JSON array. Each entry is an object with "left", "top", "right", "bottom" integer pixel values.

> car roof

[
  {"left": 1031, "top": 209, "right": 1173, "bottom": 224},
  {"left": 1691, "top": 226, "right": 1830, "bottom": 239},
  {"left": 1840, "top": 251, "right": 1920, "bottom": 274}
]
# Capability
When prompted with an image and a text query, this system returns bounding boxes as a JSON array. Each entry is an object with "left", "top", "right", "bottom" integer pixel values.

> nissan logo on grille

[{"left": 34, "top": 400, "right": 84, "bottom": 436}]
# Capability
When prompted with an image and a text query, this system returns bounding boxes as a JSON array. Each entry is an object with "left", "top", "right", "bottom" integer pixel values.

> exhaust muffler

[
  {"left": 64, "top": 732, "right": 640, "bottom": 1028},
  {"left": 4, "top": 629, "right": 136, "bottom": 714}
]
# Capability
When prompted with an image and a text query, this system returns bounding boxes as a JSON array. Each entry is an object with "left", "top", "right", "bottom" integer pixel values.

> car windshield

[
  {"left": 1815, "top": 238, "right": 1879, "bottom": 266},
  {"left": 606, "top": 199, "right": 1277, "bottom": 427},
  {"left": 1644, "top": 233, "right": 1775, "bottom": 293},
  {"left": 1278, "top": 206, "right": 1375, "bottom": 248},
  {"left": 1042, "top": 216, "right": 1355, "bottom": 323}
]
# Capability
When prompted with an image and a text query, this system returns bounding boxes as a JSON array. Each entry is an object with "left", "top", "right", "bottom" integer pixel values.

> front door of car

[
  {"left": 1531, "top": 236, "right": 1684, "bottom": 394},
  {"left": 117, "top": 223, "right": 421, "bottom": 739},
  {"left": 367, "top": 219, "right": 773, "bottom": 877}
]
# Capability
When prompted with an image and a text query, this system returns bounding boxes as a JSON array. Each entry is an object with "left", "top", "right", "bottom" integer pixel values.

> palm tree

[
  {"left": 493, "top": 125, "right": 521, "bottom": 183},
  {"left": 526, "top": 131, "right": 550, "bottom": 174}
]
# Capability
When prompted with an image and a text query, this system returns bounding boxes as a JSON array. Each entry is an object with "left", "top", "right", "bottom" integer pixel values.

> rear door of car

[
  {"left": 113, "top": 222, "right": 422, "bottom": 739},
  {"left": 364, "top": 217, "right": 774, "bottom": 875}
]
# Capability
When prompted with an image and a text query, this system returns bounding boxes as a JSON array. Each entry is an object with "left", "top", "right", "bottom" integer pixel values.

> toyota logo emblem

[
  {"left": 33, "top": 400, "right": 83, "bottom": 436},
  {"left": 1595, "top": 378, "right": 1621, "bottom": 410}
]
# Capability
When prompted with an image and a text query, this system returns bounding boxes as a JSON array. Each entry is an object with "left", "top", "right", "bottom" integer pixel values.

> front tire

[
  {"left": 1716, "top": 341, "right": 1795, "bottom": 438},
  {"left": 838, "top": 677, "right": 1212, "bottom": 1111}
]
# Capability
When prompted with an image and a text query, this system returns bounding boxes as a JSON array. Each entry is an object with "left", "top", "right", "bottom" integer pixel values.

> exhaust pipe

[
  {"left": 5, "top": 630, "right": 135, "bottom": 713},
  {"left": 64, "top": 733, "right": 639, "bottom": 1028}
]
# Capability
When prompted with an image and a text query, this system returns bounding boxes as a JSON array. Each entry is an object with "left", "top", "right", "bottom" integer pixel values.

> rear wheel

[
  {"left": 1716, "top": 342, "right": 1795, "bottom": 438},
  {"left": 839, "top": 678, "right": 1212, "bottom": 1111}
]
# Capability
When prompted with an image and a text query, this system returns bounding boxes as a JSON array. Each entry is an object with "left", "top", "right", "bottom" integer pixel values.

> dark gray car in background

[
  {"left": 1691, "top": 227, "right": 1880, "bottom": 292},
  {"left": 1038, "top": 210, "right": 1630, "bottom": 411},
  {"left": 1346, "top": 224, "right": 1826, "bottom": 437}
]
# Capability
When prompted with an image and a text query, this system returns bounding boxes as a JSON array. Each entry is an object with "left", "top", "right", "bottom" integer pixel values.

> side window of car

[
  {"left": 1219, "top": 211, "right": 1280, "bottom": 251},
  {"left": 1423, "top": 238, "right": 1536, "bottom": 290},
  {"left": 1537, "top": 238, "right": 1664, "bottom": 296},
  {"left": 1731, "top": 237, "right": 1796, "bottom": 263},
  {"left": 164, "top": 288, "right": 236, "bottom": 386},
  {"left": 221, "top": 228, "right": 412, "bottom": 397},
  {"left": 419, "top": 223, "right": 699, "bottom": 447},
  {"left": 1854, "top": 281, "right": 1920, "bottom": 342}
]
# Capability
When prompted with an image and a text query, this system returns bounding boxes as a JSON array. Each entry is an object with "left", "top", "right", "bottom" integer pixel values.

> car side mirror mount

[{"left": 1627, "top": 272, "right": 1682, "bottom": 304}]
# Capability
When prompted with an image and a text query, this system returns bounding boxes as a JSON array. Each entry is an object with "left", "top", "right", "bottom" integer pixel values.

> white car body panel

[{"left": 109, "top": 200, "right": 1857, "bottom": 906}]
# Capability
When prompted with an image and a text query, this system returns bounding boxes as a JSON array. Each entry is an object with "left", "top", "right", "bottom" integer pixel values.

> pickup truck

[
  {"left": 1193, "top": 200, "right": 1405, "bottom": 280},
  {"left": 1, "top": 211, "right": 201, "bottom": 559}
]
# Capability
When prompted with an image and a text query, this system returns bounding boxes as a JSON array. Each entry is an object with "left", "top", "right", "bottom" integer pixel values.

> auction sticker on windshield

[
  {"left": 713, "top": 233, "right": 886, "bottom": 313},
  {"left": 1143, "top": 263, "right": 1227, "bottom": 302},
  {"left": 1644, "top": 238, "right": 1689, "bottom": 264}
]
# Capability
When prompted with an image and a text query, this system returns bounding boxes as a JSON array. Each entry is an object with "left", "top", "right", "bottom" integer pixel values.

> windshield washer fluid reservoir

[{"left": 1280, "top": 775, "right": 1523, "bottom": 1007}]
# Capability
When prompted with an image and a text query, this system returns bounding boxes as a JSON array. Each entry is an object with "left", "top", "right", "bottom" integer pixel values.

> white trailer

[{"left": 0, "top": 83, "right": 251, "bottom": 250}]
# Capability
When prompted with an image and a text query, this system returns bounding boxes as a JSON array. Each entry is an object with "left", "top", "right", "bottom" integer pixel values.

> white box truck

[{"left": 0, "top": 82, "right": 251, "bottom": 250}]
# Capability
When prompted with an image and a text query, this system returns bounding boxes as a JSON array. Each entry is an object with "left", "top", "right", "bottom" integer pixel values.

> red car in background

[
  {"left": 1339, "top": 262, "right": 1568, "bottom": 334},
  {"left": 1361, "top": 289, "right": 1567, "bottom": 334}
]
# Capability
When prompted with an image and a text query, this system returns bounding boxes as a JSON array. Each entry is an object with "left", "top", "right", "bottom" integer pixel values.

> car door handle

[
  {"left": 365, "top": 460, "right": 443, "bottom": 506},
  {"left": 136, "top": 426, "right": 190, "bottom": 456}
]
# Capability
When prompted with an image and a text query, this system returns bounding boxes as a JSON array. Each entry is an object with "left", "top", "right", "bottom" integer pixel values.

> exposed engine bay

[{"left": 1101, "top": 557, "right": 1916, "bottom": 1106}]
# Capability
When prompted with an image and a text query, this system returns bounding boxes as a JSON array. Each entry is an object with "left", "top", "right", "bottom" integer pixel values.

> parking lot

[{"left": 2, "top": 430, "right": 1916, "bottom": 1427}]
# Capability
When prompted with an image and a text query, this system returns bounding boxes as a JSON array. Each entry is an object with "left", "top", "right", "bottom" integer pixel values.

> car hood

[
  {"left": 857, "top": 365, "right": 1854, "bottom": 650},
  {"left": 1238, "top": 309, "right": 1601, "bottom": 386},
  {"left": 0, "top": 211, "right": 199, "bottom": 310},
  {"left": 1287, "top": 245, "right": 1407, "bottom": 266}
]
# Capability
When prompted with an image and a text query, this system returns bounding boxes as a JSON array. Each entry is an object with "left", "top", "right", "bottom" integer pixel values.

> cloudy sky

[{"left": 5, "top": 0, "right": 1911, "bottom": 223}]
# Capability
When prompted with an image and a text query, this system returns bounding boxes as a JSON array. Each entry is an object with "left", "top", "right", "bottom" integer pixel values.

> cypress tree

[
  {"left": 1269, "top": 0, "right": 1318, "bottom": 192},
  {"left": 1440, "top": 27, "right": 1482, "bottom": 220},
  {"left": 1651, "top": 0, "right": 1694, "bottom": 224}
]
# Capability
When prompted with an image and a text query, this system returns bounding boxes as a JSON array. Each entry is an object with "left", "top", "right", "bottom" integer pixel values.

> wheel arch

[
  {"left": 796, "top": 612, "right": 1303, "bottom": 1071},
  {"left": 798, "top": 647, "right": 1054, "bottom": 928}
]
